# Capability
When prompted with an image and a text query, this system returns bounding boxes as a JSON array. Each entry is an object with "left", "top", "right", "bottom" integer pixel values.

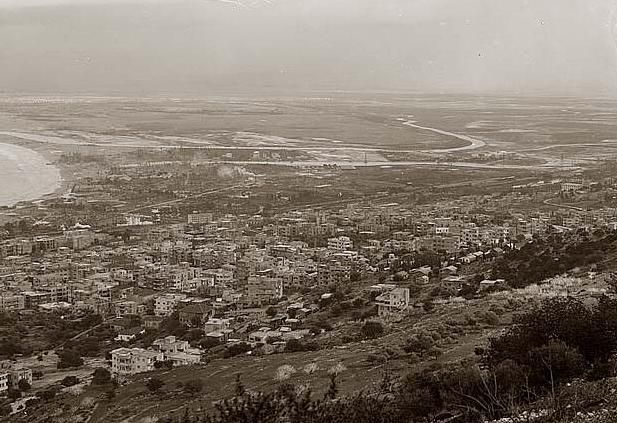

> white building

[
  {"left": 188, "top": 212, "right": 213, "bottom": 225},
  {"left": 327, "top": 236, "right": 353, "bottom": 251},
  {"left": 151, "top": 336, "right": 202, "bottom": 366},
  {"left": 0, "top": 373, "right": 8, "bottom": 393},
  {"left": 111, "top": 348, "right": 164, "bottom": 377}
]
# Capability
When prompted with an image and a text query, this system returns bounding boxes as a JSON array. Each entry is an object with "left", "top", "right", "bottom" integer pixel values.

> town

[{"left": 2, "top": 150, "right": 617, "bottom": 420}]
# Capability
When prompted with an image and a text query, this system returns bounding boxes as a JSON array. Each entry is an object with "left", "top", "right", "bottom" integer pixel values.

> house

[
  {"left": 327, "top": 236, "right": 353, "bottom": 251},
  {"left": 152, "top": 336, "right": 189, "bottom": 353},
  {"left": 114, "top": 300, "right": 138, "bottom": 317},
  {"left": 441, "top": 265, "right": 458, "bottom": 276},
  {"left": 179, "top": 303, "right": 214, "bottom": 327},
  {"left": 115, "top": 327, "right": 145, "bottom": 342},
  {"left": 154, "top": 294, "right": 187, "bottom": 316},
  {"left": 479, "top": 279, "right": 505, "bottom": 291},
  {"left": 248, "top": 328, "right": 280, "bottom": 343},
  {"left": 376, "top": 287, "right": 410, "bottom": 319},
  {"left": 8, "top": 367, "right": 32, "bottom": 390},
  {"left": 111, "top": 348, "right": 164, "bottom": 378},
  {"left": 142, "top": 315, "right": 165, "bottom": 330},
  {"left": 108, "top": 317, "right": 138, "bottom": 332},
  {"left": 441, "top": 276, "right": 465, "bottom": 290},
  {"left": 150, "top": 336, "right": 203, "bottom": 366},
  {"left": 165, "top": 349, "right": 202, "bottom": 366},
  {"left": 247, "top": 274, "right": 283, "bottom": 306},
  {"left": 205, "top": 329, "right": 234, "bottom": 342},
  {"left": 0, "top": 362, "right": 32, "bottom": 391},
  {"left": 410, "top": 266, "right": 431, "bottom": 284},
  {"left": 203, "top": 318, "right": 232, "bottom": 334},
  {"left": 0, "top": 373, "right": 8, "bottom": 393}
]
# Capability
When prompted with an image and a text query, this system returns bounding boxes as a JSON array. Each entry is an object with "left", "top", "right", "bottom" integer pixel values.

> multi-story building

[
  {"left": 151, "top": 336, "right": 202, "bottom": 366},
  {"left": 188, "top": 212, "right": 213, "bottom": 225},
  {"left": 154, "top": 294, "right": 187, "bottom": 317},
  {"left": 327, "top": 236, "right": 353, "bottom": 251},
  {"left": 376, "top": 288, "right": 410, "bottom": 319},
  {"left": 0, "top": 295, "right": 25, "bottom": 312},
  {"left": 111, "top": 348, "right": 164, "bottom": 378},
  {"left": 247, "top": 273, "right": 283, "bottom": 306},
  {"left": 0, "top": 372, "right": 8, "bottom": 394},
  {"left": 0, "top": 362, "right": 32, "bottom": 390}
]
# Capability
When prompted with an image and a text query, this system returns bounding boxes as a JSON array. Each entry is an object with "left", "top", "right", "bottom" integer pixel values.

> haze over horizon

[{"left": 2, "top": 0, "right": 617, "bottom": 97}]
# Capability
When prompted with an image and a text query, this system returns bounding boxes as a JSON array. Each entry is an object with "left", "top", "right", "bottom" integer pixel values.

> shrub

[
  {"left": 274, "top": 365, "right": 296, "bottom": 382},
  {"left": 154, "top": 360, "right": 174, "bottom": 370},
  {"left": 61, "top": 375, "right": 80, "bottom": 387},
  {"left": 8, "top": 389, "right": 21, "bottom": 401},
  {"left": 36, "top": 389, "right": 56, "bottom": 401},
  {"left": 223, "top": 342, "right": 251, "bottom": 358},
  {"left": 183, "top": 378, "right": 204, "bottom": 395},
  {"left": 17, "top": 379, "right": 31, "bottom": 392},
  {"left": 146, "top": 377, "right": 164, "bottom": 393},
  {"left": 284, "top": 339, "right": 319, "bottom": 353},
  {"left": 199, "top": 337, "right": 221, "bottom": 350},
  {"left": 303, "top": 363, "right": 318, "bottom": 374},
  {"left": 361, "top": 321, "right": 384, "bottom": 339},
  {"left": 57, "top": 349, "right": 83, "bottom": 369},
  {"left": 91, "top": 368, "right": 112, "bottom": 385}
]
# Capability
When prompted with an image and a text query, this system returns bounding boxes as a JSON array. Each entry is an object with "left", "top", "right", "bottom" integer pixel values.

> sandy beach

[{"left": 0, "top": 142, "right": 62, "bottom": 207}]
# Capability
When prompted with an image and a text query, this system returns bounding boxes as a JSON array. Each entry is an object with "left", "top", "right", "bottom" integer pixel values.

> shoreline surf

[{"left": 0, "top": 142, "right": 62, "bottom": 207}]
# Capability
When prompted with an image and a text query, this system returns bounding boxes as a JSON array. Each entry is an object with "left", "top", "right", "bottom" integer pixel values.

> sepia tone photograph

[{"left": 2, "top": 1, "right": 617, "bottom": 422}]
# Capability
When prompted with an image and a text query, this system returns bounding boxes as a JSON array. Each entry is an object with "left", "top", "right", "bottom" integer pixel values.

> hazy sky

[{"left": 1, "top": 0, "right": 617, "bottom": 96}]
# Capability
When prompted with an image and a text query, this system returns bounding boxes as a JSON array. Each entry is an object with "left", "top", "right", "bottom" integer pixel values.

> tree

[
  {"left": 324, "top": 373, "right": 338, "bottom": 400},
  {"left": 146, "top": 377, "right": 164, "bottom": 394},
  {"left": 528, "top": 340, "right": 585, "bottom": 397},
  {"left": 8, "top": 389, "right": 21, "bottom": 401},
  {"left": 361, "top": 321, "right": 384, "bottom": 339},
  {"left": 36, "top": 389, "right": 56, "bottom": 401},
  {"left": 154, "top": 360, "right": 174, "bottom": 370},
  {"left": 199, "top": 337, "right": 220, "bottom": 350},
  {"left": 91, "top": 367, "right": 112, "bottom": 385},
  {"left": 234, "top": 374, "right": 245, "bottom": 397},
  {"left": 266, "top": 306, "right": 278, "bottom": 317},
  {"left": 17, "top": 379, "right": 31, "bottom": 392},
  {"left": 223, "top": 342, "right": 251, "bottom": 358},
  {"left": 57, "top": 349, "right": 84, "bottom": 369},
  {"left": 61, "top": 376, "right": 80, "bottom": 387},
  {"left": 183, "top": 378, "right": 204, "bottom": 395}
]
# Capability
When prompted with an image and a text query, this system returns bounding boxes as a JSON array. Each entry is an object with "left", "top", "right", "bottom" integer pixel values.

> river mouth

[{"left": 0, "top": 142, "right": 62, "bottom": 207}]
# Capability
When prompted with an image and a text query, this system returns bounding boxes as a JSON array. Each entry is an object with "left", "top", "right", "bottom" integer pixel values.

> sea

[{"left": 0, "top": 143, "right": 61, "bottom": 207}]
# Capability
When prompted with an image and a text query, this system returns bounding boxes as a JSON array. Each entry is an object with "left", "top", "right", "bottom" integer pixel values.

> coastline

[{"left": 0, "top": 142, "right": 64, "bottom": 207}]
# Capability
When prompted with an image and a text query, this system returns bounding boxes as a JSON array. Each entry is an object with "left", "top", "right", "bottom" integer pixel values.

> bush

[
  {"left": 154, "top": 360, "right": 174, "bottom": 370},
  {"left": 146, "top": 377, "right": 164, "bottom": 393},
  {"left": 25, "top": 398, "right": 39, "bottom": 408},
  {"left": 8, "top": 388, "right": 21, "bottom": 401},
  {"left": 199, "top": 337, "right": 221, "bottom": 350},
  {"left": 361, "top": 321, "right": 384, "bottom": 339},
  {"left": 57, "top": 349, "right": 84, "bottom": 369},
  {"left": 17, "top": 379, "right": 31, "bottom": 392},
  {"left": 482, "top": 311, "right": 500, "bottom": 326},
  {"left": 183, "top": 378, "right": 204, "bottom": 395},
  {"left": 36, "top": 389, "right": 56, "bottom": 401},
  {"left": 61, "top": 375, "right": 80, "bottom": 387},
  {"left": 274, "top": 365, "right": 296, "bottom": 382},
  {"left": 91, "top": 368, "right": 112, "bottom": 385},
  {"left": 284, "top": 339, "right": 319, "bottom": 353},
  {"left": 223, "top": 342, "right": 251, "bottom": 358},
  {"left": 403, "top": 334, "right": 434, "bottom": 356}
]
